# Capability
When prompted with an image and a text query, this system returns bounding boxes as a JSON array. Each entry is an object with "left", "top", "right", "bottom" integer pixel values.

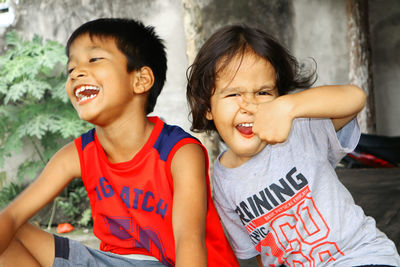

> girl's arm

[
  {"left": 244, "top": 84, "right": 366, "bottom": 144},
  {"left": 283, "top": 84, "right": 366, "bottom": 130},
  {"left": 171, "top": 143, "right": 207, "bottom": 267},
  {"left": 0, "top": 142, "right": 81, "bottom": 256}
]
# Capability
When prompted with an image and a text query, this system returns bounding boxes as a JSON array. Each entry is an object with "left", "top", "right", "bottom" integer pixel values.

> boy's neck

[{"left": 95, "top": 114, "right": 155, "bottom": 163}]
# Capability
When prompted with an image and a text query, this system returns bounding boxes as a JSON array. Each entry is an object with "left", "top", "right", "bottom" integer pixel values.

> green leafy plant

[
  {"left": 78, "top": 208, "right": 93, "bottom": 227},
  {"left": 0, "top": 31, "right": 92, "bottom": 226},
  {"left": 55, "top": 179, "right": 92, "bottom": 227},
  {"left": 0, "top": 30, "right": 91, "bottom": 181},
  {"left": 0, "top": 181, "right": 24, "bottom": 209}
]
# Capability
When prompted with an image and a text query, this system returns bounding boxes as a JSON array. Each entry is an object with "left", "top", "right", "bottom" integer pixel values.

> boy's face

[
  {"left": 206, "top": 53, "right": 278, "bottom": 167},
  {"left": 66, "top": 34, "right": 135, "bottom": 125}
]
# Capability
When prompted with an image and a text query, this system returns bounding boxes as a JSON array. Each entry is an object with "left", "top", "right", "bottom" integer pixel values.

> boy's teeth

[
  {"left": 79, "top": 94, "right": 97, "bottom": 101},
  {"left": 75, "top": 85, "right": 100, "bottom": 97},
  {"left": 238, "top": 123, "right": 253, "bottom": 127}
]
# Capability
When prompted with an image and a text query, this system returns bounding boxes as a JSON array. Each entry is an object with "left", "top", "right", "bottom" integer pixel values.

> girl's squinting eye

[
  {"left": 257, "top": 91, "right": 271, "bottom": 96},
  {"left": 67, "top": 67, "right": 75, "bottom": 74},
  {"left": 226, "top": 93, "right": 240, "bottom": 97}
]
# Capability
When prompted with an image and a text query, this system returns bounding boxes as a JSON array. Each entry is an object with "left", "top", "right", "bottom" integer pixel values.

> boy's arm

[
  {"left": 171, "top": 143, "right": 207, "bottom": 267},
  {"left": 0, "top": 142, "right": 81, "bottom": 255},
  {"left": 244, "top": 85, "right": 366, "bottom": 144}
]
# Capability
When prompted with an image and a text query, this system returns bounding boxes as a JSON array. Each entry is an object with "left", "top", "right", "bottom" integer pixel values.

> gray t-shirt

[{"left": 213, "top": 118, "right": 400, "bottom": 266}]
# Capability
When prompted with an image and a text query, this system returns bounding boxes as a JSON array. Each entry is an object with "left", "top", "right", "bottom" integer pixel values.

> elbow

[{"left": 349, "top": 84, "right": 367, "bottom": 112}]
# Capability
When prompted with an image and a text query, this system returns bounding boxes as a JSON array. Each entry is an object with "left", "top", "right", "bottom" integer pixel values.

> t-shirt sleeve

[
  {"left": 328, "top": 118, "right": 361, "bottom": 166},
  {"left": 305, "top": 117, "right": 361, "bottom": 167},
  {"left": 212, "top": 177, "right": 259, "bottom": 259}
]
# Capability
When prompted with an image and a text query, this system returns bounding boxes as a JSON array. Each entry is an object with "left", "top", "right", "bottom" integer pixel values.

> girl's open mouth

[{"left": 236, "top": 123, "right": 254, "bottom": 138}]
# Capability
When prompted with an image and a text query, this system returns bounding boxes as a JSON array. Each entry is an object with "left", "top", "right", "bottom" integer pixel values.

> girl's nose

[
  {"left": 237, "top": 97, "right": 258, "bottom": 114},
  {"left": 241, "top": 92, "right": 255, "bottom": 104}
]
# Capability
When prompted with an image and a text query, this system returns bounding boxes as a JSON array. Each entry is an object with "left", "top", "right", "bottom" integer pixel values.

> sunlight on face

[{"left": 207, "top": 51, "right": 278, "bottom": 167}]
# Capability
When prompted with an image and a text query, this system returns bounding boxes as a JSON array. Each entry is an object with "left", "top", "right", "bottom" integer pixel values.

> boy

[{"left": 0, "top": 18, "right": 239, "bottom": 267}]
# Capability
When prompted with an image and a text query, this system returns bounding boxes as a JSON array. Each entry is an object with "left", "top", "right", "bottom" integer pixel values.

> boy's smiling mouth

[
  {"left": 236, "top": 123, "right": 254, "bottom": 138},
  {"left": 74, "top": 84, "right": 100, "bottom": 103}
]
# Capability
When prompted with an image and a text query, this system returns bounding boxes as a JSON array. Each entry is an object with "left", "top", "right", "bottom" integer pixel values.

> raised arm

[
  {"left": 242, "top": 84, "right": 366, "bottom": 144},
  {"left": 283, "top": 84, "right": 366, "bottom": 130},
  {"left": 171, "top": 143, "right": 207, "bottom": 267},
  {"left": 0, "top": 142, "right": 81, "bottom": 255}
]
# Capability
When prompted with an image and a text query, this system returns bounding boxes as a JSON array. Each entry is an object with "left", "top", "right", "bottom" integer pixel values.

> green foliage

[
  {"left": 57, "top": 179, "right": 92, "bottom": 226},
  {"left": 0, "top": 31, "right": 92, "bottom": 225},
  {"left": 0, "top": 30, "right": 91, "bottom": 181},
  {"left": 0, "top": 181, "right": 24, "bottom": 209},
  {"left": 78, "top": 208, "right": 93, "bottom": 227}
]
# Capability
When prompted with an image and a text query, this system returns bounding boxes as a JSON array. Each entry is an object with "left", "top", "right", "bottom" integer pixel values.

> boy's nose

[{"left": 70, "top": 66, "right": 88, "bottom": 79}]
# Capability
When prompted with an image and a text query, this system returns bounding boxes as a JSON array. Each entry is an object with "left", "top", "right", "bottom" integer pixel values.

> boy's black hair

[
  {"left": 66, "top": 18, "right": 167, "bottom": 114},
  {"left": 186, "top": 24, "right": 317, "bottom": 133}
]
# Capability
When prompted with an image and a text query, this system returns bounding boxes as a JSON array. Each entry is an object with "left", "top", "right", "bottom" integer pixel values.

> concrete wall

[
  {"left": 292, "top": 0, "right": 400, "bottom": 136},
  {"left": 292, "top": 0, "right": 349, "bottom": 85},
  {"left": 198, "top": 0, "right": 294, "bottom": 48},
  {"left": 369, "top": 0, "right": 400, "bottom": 136}
]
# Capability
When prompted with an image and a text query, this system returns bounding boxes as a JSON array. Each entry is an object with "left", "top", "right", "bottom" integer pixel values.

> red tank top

[{"left": 74, "top": 117, "right": 239, "bottom": 266}]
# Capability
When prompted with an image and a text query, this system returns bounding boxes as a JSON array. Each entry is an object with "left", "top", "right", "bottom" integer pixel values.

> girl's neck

[{"left": 219, "top": 149, "right": 253, "bottom": 169}]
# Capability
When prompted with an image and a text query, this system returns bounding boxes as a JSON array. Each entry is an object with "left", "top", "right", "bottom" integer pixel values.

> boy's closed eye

[
  {"left": 67, "top": 57, "right": 104, "bottom": 74},
  {"left": 89, "top": 57, "right": 104, "bottom": 63}
]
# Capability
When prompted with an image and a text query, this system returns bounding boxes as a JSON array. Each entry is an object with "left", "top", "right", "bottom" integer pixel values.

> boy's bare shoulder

[
  {"left": 49, "top": 141, "right": 81, "bottom": 179},
  {"left": 173, "top": 143, "right": 206, "bottom": 163},
  {"left": 170, "top": 142, "right": 206, "bottom": 181}
]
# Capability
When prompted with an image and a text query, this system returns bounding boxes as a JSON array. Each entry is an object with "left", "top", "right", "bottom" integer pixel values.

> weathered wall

[
  {"left": 369, "top": 0, "right": 400, "bottom": 136},
  {"left": 292, "top": 0, "right": 400, "bottom": 136},
  {"left": 292, "top": 0, "right": 349, "bottom": 86},
  {"left": 198, "top": 0, "right": 294, "bottom": 48}
]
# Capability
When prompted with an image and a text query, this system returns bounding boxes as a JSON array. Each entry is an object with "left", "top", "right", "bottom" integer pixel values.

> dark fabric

[{"left": 53, "top": 235, "right": 69, "bottom": 259}]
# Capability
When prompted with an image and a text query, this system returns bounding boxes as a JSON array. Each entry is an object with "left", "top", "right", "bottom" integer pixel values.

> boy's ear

[
  {"left": 205, "top": 109, "right": 213, "bottom": 120},
  {"left": 132, "top": 66, "right": 155, "bottom": 94}
]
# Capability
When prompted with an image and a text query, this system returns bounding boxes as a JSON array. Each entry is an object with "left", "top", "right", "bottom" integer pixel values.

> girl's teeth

[{"left": 239, "top": 123, "right": 253, "bottom": 127}]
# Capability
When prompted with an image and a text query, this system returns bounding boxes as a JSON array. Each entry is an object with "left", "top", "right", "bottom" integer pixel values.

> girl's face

[{"left": 206, "top": 52, "right": 278, "bottom": 168}]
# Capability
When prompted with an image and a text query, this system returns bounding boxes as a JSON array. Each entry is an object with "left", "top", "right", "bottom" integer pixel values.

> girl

[{"left": 186, "top": 24, "right": 400, "bottom": 267}]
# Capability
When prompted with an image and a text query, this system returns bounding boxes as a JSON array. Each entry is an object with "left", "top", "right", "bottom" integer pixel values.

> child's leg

[
  {"left": 0, "top": 223, "right": 55, "bottom": 267},
  {"left": 0, "top": 238, "right": 40, "bottom": 267}
]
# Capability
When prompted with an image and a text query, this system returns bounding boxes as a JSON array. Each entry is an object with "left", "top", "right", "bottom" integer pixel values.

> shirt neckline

[{"left": 94, "top": 116, "right": 164, "bottom": 170}]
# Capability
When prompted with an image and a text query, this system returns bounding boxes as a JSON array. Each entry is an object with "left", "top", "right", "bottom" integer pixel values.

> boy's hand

[{"left": 239, "top": 96, "right": 294, "bottom": 144}]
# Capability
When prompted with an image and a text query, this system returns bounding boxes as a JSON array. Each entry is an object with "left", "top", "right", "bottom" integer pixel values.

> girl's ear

[
  {"left": 205, "top": 109, "right": 213, "bottom": 120},
  {"left": 132, "top": 66, "right": 155, "bottom": 94}
]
